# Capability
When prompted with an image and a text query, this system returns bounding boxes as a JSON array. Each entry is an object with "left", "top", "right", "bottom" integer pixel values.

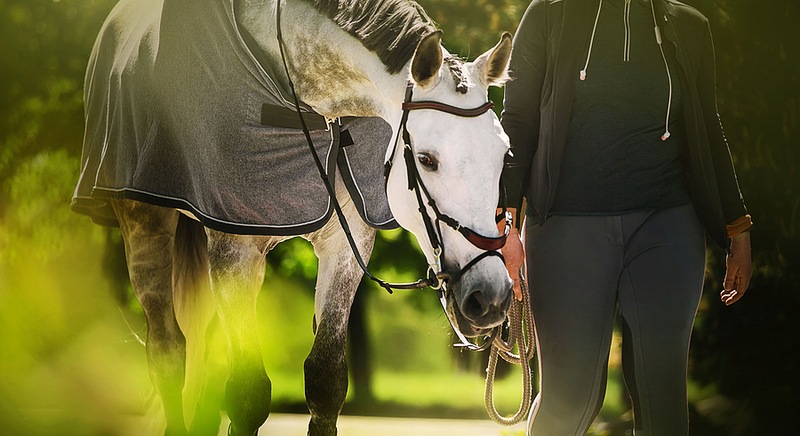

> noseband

[{"left": 384, "top": 83, "right": 511, "bottom": 293}]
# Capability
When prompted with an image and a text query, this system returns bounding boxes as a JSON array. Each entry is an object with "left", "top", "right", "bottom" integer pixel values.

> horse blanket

[{"left": 72, "top": 0, "right": 397, "bottom": 235}]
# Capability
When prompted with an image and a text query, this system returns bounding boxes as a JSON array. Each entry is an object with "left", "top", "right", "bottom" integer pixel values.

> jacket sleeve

[
  {"left": 501, "top": 0, "right": 549, "bottom": 210},
  {"left": 697, "top": 19, "right": 749, "bottom": 225}
]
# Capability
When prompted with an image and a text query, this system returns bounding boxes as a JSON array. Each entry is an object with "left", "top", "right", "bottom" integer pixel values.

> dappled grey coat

[{"left": 72, "top": 0, "right": 397, "bottom": 235}]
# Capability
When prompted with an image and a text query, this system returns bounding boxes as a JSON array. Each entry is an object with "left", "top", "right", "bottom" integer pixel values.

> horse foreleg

[
  {"left": 206, "top": 230, "right": 271, "bottom": 436},
  {"left": 305, "top": 205, "right": 376, "bottom": 436},
  {"left": 112, "top": 200, "right": 187, "bottom": 436}
]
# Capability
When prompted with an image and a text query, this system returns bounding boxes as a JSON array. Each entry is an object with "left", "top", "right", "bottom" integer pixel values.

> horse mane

[{"left": 305, "top": 0, "right": 436, "bottom": 74}]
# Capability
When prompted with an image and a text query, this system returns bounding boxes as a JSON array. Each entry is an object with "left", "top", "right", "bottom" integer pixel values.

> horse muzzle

[{"left": 443, "top": 268, "right": 513, "bottom": 337}]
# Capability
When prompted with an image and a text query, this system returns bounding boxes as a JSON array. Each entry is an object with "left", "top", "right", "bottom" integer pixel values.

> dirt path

[{"left": 258, "top": 413, "right": 526, "bottom": 436}]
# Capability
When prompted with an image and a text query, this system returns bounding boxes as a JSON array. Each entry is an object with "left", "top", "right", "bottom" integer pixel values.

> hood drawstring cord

[
  {"left": 579, "top": 0, "right": 604, "bottom": 81},
  {"left": 624, "top": 0, "right": 632, "bottom": 61},
  {"left": 650, "top": 0, "right": 673, "bottom": 141},
  {"left": 579, "top": 0, "right": 674, "bottom": 142}
]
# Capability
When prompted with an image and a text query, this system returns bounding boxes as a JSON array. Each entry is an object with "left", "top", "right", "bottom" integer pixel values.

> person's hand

[
  {"left": 498, "top": 208, "right": 525, "bottom": 301},
  {"left": 503, "top": 228, "right": 525, "bottom": 301},
  {"left": 721, "top": 231, "right": 752, "bottom": 305}
]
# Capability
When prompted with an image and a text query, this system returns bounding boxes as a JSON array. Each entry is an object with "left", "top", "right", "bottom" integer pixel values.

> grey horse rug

[{"left": 72, "top": 0, "right": 397, "bottom": 235}]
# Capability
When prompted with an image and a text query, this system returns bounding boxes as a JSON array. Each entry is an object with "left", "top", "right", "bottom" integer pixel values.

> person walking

[{"left": 498, "top": 0, "right": 752, "bottom": 434}]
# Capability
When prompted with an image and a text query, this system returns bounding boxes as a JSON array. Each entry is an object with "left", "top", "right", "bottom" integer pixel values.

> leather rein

[{"left": 276, "top": 2, "right": 510, "bottom": 351}]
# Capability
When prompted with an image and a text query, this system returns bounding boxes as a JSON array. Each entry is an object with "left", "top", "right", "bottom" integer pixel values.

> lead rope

[{"left": 484, "top": 270, "right": 535, "bottom": 425}]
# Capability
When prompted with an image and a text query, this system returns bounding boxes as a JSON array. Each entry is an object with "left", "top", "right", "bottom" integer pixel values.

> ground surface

[{"left": 253, "top": 414, "right": 526, "bottom": 436}]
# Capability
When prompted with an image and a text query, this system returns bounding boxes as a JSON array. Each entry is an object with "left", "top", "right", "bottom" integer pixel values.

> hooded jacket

[{"left": 501, "top": 0, "right": 748, "bottom": 249}]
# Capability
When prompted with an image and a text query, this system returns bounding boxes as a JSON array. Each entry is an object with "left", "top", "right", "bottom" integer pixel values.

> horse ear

[
  {"left": 411, "top": 30, "right": 443, "bottom": 88},
  {"left": 473, "top": 32, "right": 512, "bottom": 87}
]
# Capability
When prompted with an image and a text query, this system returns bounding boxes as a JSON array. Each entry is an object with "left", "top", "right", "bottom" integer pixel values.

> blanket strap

[{"left": 260, "top": 104, "right": 328, "bottom": 130}]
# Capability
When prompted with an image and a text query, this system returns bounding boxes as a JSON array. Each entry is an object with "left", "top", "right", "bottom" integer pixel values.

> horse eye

[{"left": 417, "top": 153, "right": 438, "bottom": 171}]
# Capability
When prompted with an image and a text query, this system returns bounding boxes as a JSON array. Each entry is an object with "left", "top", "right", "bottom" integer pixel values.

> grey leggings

[{"left": 525, "top": 204, "right": 706, "bottom": 435}]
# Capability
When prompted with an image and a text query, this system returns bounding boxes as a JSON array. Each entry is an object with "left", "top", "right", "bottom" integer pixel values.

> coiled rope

[{"left": 484, "top": 274, "right": 536, "bottom": 425}]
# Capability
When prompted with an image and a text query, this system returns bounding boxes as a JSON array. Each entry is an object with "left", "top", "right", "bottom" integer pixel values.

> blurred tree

[
  {"left": 347, "top": 229, "right": 428, "bottom": 405},
  {"left": 417, "top": 0, "right": 530, "bottom": 112},
  {"left": 417, "top": 0, "right": 526, "bottom": 56},
  {"left": 0, "top": 0, "right": 117, "bottom": 213},
  {"left": 688, "top": 0, "right": 799, "bottom": 433}
]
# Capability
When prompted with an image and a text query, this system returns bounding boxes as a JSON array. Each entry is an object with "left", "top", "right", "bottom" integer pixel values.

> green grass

[
  {"left": 0, "top": 225, "right": 152, "bottom": 433},
  {"left": 372, "top": 368, "right": 529, "bottom": 415},
  {"left": 0, "top": 155, "right": 634, "bottom": 433},
  {"left": 0, "top": 220, "right": 633, "bottom": 433}
]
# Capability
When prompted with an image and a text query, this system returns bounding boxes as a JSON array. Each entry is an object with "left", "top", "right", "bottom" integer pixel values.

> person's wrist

[
  {"left": 497, "top": 207, "right": 516, "bottom": 233},
  {"left": 727, "top": 214, "right": 753, "bottom": 239},
  {"left": 731, "top": 230, "right": 750, "bottom": 242}
]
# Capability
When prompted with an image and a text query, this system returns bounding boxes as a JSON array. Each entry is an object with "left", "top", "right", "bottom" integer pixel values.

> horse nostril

[{"left": 463, "top": 290, "right": 491, "bottom": 321}]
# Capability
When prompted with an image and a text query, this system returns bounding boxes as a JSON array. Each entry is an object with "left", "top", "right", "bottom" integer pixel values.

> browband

[{"left": 402, "top": 100, "right": 494, "bottom": 118}]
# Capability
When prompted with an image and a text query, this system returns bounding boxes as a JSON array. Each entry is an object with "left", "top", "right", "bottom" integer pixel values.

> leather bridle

[
  {"left": 276, "top": 2, "right": 510, "bottom": 349},
  {"left": 382, "top": 84, "right": 512, "bottom": 351},
  {"left": 384, "top": 83, "right": 512, "bottom": 293}
]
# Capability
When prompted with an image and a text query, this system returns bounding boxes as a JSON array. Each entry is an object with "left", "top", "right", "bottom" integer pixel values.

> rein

[
  {"left": 274, "top": 0, "right": 519, "bottom": 357},
  {"left": 276, "top": 1, "right": 508, "bottom": 296},
  {"left": 276, "top": 2, "right": 432, "bottom": 293},
  {"left": 275, "top": 3, "right": 536, "bottom": 424}
]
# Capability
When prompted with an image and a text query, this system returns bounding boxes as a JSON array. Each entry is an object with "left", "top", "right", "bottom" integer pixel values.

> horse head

[{"left": 386, "top": 31, "right": 514, "bottom": 338}]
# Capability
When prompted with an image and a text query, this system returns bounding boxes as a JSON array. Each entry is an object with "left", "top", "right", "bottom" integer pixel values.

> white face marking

[
  {"left": 385, "top": 59, "right": 512, "bottom": 335},
  {"left": 388, "top": 69, "right": 510, "bottom": 269}
]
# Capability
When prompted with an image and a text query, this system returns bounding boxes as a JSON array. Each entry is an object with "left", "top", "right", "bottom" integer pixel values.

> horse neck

[{"left": 237, "top": 0, "right": 408, "bottom": 125}]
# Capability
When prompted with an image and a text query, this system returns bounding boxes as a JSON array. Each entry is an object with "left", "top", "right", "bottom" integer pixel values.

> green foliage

[
  {"left": 0, "top": 0, "right": 797, "bottom": 433},
  {"left": 266, "top": 238, "right": 320, "bottom": 286},
  {"left": 0, "top": 0, "right": 117, "bottom": 213},
  {"left": 416, "top": 0, "right": 529, "bottom": 114},
  {"left": 1, "top": 150, "right": 84, "bottom": 261},
  {"left": 417, "top": 0, "right": 528, "bottom": 57},
  {"left": 0, "top": 162, "right": 142, "bottom": 433}
]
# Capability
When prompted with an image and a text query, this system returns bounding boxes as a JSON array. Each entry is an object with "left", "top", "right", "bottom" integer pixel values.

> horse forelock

[
  {"left": 305, "top": 0, "right": 436, "bottom": 74},
  {"left": 443, "top": 56, "right": 469, "bottom": 94}
]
